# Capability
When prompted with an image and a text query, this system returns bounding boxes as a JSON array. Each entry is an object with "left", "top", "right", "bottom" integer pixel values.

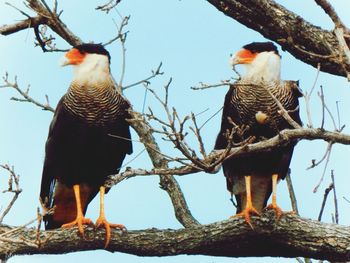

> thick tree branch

[
  {"left": 0, "top": 16, "right": 45, "bottom": 36},
  {"left": 26, "top": 0, "right": 81, "bottom": 46},
  {"left": 128, "top": 111, "right": 199, "bottom": 227},
  {"left": 0, "top": 0, "right": 81, "bottom": 47},
  {"left": 105, "top": 127, "right": 350, "bottom": 186},
  {"left": 1, "top": 212, "right": 350, "bottom": 261},
  {"left": 206, "top": 0, "right": 350, "bottom": 77}
]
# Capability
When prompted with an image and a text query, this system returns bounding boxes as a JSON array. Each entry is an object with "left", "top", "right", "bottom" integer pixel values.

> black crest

[
  {"left": 74, "top": 43, "right": 111, "bottom": 62},
  {"left": 243, "top": 42, "right": 279, "bottom": 55}
]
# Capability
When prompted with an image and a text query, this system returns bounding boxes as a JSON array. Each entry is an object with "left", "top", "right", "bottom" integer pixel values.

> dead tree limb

[
  {"left": 1, "top": 212, "right": 350, "bottom": 261},
  {"left": 206, "top": 0, "right": 350, "bottom": 77}
]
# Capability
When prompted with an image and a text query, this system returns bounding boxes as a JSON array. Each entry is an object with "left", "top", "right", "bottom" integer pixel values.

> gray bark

[{"left": 1, "top": 212, "right": 350, "bottom": 261}]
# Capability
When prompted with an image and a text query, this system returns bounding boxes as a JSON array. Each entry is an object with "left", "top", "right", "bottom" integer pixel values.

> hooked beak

[
  {"left": 59, "top": 55, "right": 70, "bottom": 67},
  {"left": 229, "top": 54, "right": 240, "bottom": 70},
  {"left": 229, "top": 48, "right": 256, "bottom": 70},
  {"left": 59, "top": 48, "right": 85, "bottom": 67}
]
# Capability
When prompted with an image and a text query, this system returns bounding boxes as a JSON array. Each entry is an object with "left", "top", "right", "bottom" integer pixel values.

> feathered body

[
  {"left": 40, "top": 44, "right": 132, "bottom": 229},
  {"left": 215, "top": 80, "right": 301, "bottom": 212},
  {"left": 215, "top": 42, "right": 302, "bottom": 215}
]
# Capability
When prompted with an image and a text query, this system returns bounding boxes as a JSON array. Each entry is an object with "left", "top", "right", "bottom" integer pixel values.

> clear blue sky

[{"left": 1, "top": 1, "right": 350, "bottom": 262}]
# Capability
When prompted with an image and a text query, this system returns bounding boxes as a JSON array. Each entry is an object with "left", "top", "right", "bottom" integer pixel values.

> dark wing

[
  {"left": 214, "top": 86, "right": 241, "bottom": 150},
  {"left": 40, "top": 94, "right": 133, "bottom": 229},
  {"left": 39, "top": 97, "right": 87, "bottom": 228},
  {"left": 215, "top": 80, "right": 302, "bottom": 213},
  {"left": 39, "top": 97, "right": 66, "bottom": 209}
]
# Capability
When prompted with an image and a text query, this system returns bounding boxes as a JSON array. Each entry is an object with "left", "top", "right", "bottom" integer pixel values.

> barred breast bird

[
  {"left": 215, "top": 42, "right": 302, "bottom": 226},
  {"left": 40, "top": 43, "right": 132, "bottom": 247}
]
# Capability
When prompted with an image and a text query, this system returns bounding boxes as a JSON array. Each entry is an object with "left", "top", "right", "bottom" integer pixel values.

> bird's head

[
  {"left": 230, "top": 42, "right": 281, "bottom": 83},
  {"left": 60, "top": 43, "right": 112, "bottom": 84}
]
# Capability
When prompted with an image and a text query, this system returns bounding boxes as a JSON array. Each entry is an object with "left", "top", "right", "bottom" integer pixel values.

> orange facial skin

[
  {"left": 235, "top": 49, "right": 257, "bottom": 64},
  {"left": 65, "top": 48, "right": 86, "bottom": 65}
]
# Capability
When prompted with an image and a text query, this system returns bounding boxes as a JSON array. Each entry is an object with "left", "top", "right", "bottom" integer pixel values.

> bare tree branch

[
  {"left": 0, "top": 164, "right": 22, "bottom": 224},
  {"left": 304, "top": 63, "right": 321, "bottom": 128},
  {"left": 105, "top": 128, "right": 350, "bottom": 188},
  {"left": 0, "top": 73, "right": 54, "bottom": 112},
  {"left": 1, "top": 212, "right": 350, "bottom": 261},
  {"left": 123, "top": 62, "right": 164, "bottom": 90},
  {"left": 314, "top": 0, "right": 348, "bottom": 29},
  {"left": 331, "top": 170, "right": 339, "bottom": 224},
  {"left": 0, "top": 0, "right": 81, "bottom": 46},
  {"left": 318, "top": 182, "right": 333, "bottom": 221},
  {"left": 207, "top": 0, "right": 350, "bottom": 77},
  {"left": 96, "top": 0, "right": 121, "bottom": 14},
  {"left": 128, "top": 111, "right": 200, "bottom": 227},
  {"left": 286, "top": 170, "right": 299, "bottom": 215},
  {"left": 2, "top": 1, "right": 350, "bottom": 261}
]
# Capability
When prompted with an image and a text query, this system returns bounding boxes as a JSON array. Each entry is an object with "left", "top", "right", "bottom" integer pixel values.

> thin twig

[
  {"left": 0, "top": 164, "right": 22, "bottom": 223},
  {"left": 191, "top": 80, "right": 232, "bottom": 90},
  {"left": 304, "top": 63, "right": 321, "bottom": 128},
  {"left": 110, "top": 15, "right": 130, "bottom": 89},
  {"left": 336, "top": 101, "right": 341, "bottom": 131},
  {"left": 285, "top": 170, "right": 299, "bottom": 215},
  {"left": 1, "top": 73, "right": 54, "bottom": 112},
  {"left": 123, "top": 62, "right": 163, "bottom": 90},
  {"left": 331, "top": 170, "right": 339, "bottom": 224},
  {"left": 343, "top": 196, "right": 350, "bottom": 204},
  {"left": 317, "top": 182, "right": 334, "bottom": 221},
  {"left": 5, "top": 2, "right": 31, "bottom": 18},
  {"left": 307, "top": 142, "right": 333, "bottom": 170},
  {"left": 247, "top": 82, "right": 302, "bottom": 129},
  {"left": 318, "top": 85, "right": 325, "bottom": 130},
  {"left": 323, "top": 102, "right": 339, "bottom": 131},
  {"left": 190, "top": 112, "right": 207, "bottom": 158},
  {"left": 96, "top": 0, "right": 121, "bottom": 13},
  {"left": 312, "top": 143, "right": 333, "bottom": 193},
  {"left": 199, "top": 106, "right": 223, "bottom": 130}
]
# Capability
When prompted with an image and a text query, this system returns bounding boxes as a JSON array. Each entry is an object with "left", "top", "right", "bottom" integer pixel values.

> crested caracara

[
  {"left": 215, "top": 42, "right": 302, "bottom": 226},
  {"left": 40, "top": 43, "right": 132, "bottom": 247}
]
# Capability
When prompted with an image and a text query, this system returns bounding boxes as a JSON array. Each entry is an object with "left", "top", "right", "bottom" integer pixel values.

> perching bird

[
  {"left": 214, "top": 42, "right": 302, "bottom": 226},
  {"left": 40, "top": 43, "right": 132, "bottom": 247}
]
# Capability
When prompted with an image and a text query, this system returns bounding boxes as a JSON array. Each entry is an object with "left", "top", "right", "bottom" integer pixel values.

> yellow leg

[
  {"left": 95, "top": 186, "right": 126, "bottom": 248},
  {"left": 265, "top": 174, "right": 283, "bottom": 218},
  {"left": 61, "top": 184, "right": 93, "bottom": 236},
  {"left": 231, "top": 176, "right": 260, "bottom": 228}
]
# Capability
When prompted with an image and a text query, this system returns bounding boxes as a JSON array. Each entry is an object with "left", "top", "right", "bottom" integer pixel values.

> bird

[
  {"left": 214, "top": 42, "right": 302, "bottom": 227},
  {"left": 39, "top": 43, "right": 132, "bottom": 247}
]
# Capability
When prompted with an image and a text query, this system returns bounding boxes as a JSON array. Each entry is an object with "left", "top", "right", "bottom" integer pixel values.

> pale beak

[
  {"left": 59, "top": 55, "right": 70, "bottom": 67},
  {"left": 229, "top": 53, "right": 240, "bottom": 70}
]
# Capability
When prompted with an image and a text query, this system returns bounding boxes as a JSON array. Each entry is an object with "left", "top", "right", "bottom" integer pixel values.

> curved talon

[
  {"left": 265, "top": 203, "right": 283, "bottom": 219},
  {"left": 230, "top": 175, "right": 260, "bottom": 228},
  {"left": 62, "top": 217, "right": 93, "bottom": 236},
  {"left": 265, "top": 204, "right": 295, "bottom": 219},
  {"left": 95, "top": 216, "right": 125, "bottom": 248},
  {"left": 231, "top": 206, "right": 260, "bottom": 229}
]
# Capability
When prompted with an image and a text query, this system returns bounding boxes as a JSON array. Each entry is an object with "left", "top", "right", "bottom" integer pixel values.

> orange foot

[
  {"left": 230, "top": 206, "right": 260, "bottom": 229},
  {"left": 62, "top": 216, "right": 93, "bottom": 237},
  {"left": 95, "top": 216, "right": 126, "bottom": 248},
  {"left": 265, "top": 203, "right": 294, "bottom": 219},
  {"left": 265, "top": 203, "right": 283, "bottom": 219}
]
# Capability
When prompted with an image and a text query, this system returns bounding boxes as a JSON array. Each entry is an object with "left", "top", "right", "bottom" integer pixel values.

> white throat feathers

[
  {"left": 241, "top": 52, "right": 281, "bottom": 83},
  {"left": 72, "top": 53, "right": 111, "bottom": 86}
]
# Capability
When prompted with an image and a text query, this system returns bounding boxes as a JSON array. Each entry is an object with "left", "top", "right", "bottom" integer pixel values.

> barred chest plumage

[
  {"left": 228, "top": 79, "right": 302, "bottom": 140},
  {"left": 63, "top": 80, "right": 129, "bottom": 126}
]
